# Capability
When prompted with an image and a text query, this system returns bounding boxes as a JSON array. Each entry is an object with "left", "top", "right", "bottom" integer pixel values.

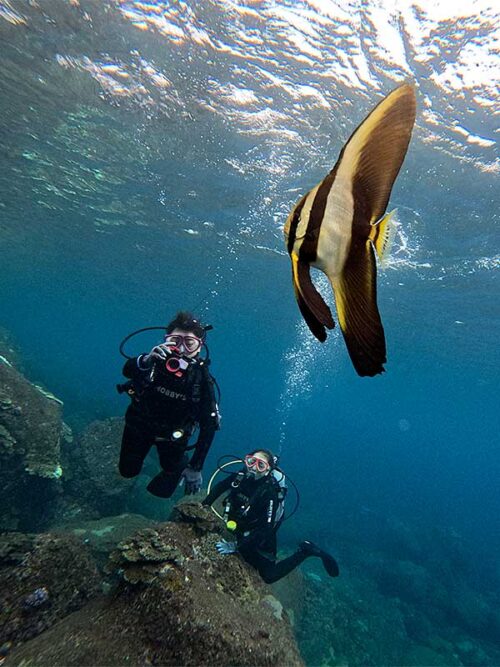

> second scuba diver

[
  {"left": 118, "top": 311, "right": 220, "bottom": 497},
  {"left": 203, "top": 449, "right": 339, "bottom": 583}
]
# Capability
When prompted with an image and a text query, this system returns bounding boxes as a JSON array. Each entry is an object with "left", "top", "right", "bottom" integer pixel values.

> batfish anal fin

[
  {"left": 294, "top": 281, "right": 328, "bottom": 342},
  {"left": 331, "top": 241, "right": 387, "bottom": 376},
  {"left": 292, "top": 254, "right": 335, "bottom": 331}
]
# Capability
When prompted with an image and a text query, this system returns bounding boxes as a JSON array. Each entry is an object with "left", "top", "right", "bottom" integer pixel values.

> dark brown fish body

[{"left": 284, "top": 84, "right": 416, "bottom": 376}]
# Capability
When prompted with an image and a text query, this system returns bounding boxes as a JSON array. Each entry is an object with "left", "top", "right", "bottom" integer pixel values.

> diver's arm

[
  {"left": 188, "top": 426, "right": 215, "bottom": 471},
  {"left": 202, "top": 473, "right": 235, "bottom": 506},
  {"left": 188, "top": 371, "right": 220, "bottom": 471},
  {"left": 122, "top": 355, "right": 150, "bottom": 380}
]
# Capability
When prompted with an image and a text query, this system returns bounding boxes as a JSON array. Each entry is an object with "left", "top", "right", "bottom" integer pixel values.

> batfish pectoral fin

[
  {"left": 291, "top": 253, "right": 335, "bottom": 342},
  {"left": 330, "top": 242, "right": 386, "bottom": 376},
  {"left": 369, "top": 208, "right": 397, "bottom": 263}
]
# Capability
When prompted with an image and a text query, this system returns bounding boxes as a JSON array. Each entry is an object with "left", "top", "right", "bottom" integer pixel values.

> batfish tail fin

[
  {"left": 369, "top": 208, "right": 397, "bottom": 263},
  {"left": 330, "top": 242, "right": 386, "bottom": 376},
  {"left": 291, "top": 254, "right": 334, "bottom": 342}
]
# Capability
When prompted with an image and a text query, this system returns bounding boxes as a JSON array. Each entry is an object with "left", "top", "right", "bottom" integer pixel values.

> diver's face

[
  {"left": 164, "top": 328, "right": 202, "bottom": 358},
  {"left": 245, "top": 452, "right": 271, "bottom": 479}
]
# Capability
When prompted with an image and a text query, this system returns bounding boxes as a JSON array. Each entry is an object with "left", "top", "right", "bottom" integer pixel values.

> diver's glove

[
  {"left": 216, "top": 539, "right": 237, "bottom": 555},
  {"left": 141, "top": 344, "right": 170, "bottom": 367},
  {"left": 181, "top": 466, "right": 202, "bottom": 495}
]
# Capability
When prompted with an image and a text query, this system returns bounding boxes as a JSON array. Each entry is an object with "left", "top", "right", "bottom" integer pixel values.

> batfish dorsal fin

[
  {"left": 337, "top": 84, "right": 416, "bottom": 224},
  {"left": 331, "top": 241, "right": 386, "bottom": 376}
]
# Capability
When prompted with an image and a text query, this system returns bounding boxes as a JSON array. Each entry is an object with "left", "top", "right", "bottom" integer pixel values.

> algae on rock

[
  {"left": 0, "top": 359, "right": 64, "bottom": 530},
  {"left": 8, "top": 502, "right": 304, "bottom": 667}
]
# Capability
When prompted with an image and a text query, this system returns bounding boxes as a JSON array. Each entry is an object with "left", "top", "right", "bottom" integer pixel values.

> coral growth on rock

[
  {"left": 0, "top": 358, "right": 65, "bottom": 531},
  {"left": 6, "top": 502, "right": 303, "bottom": 666},
  {"left": 61, "top": 417, "right": 135, "bottom": 518},
  {"left": 0, "top": 531, "right": 101, "bottom": 648}
]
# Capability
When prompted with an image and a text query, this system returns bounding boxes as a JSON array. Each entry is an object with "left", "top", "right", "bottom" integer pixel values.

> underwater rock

[
  {"left": 169, "top": 497, "right": 221, "bottom": 533},
  {"left": 0, "top": 328, "right": 23, "bottom": 372},
  {"left": 57, "top": 513, "right": 156, "bottom": 571},
  {"left": 403, "top": 642, "right": 461, "bottom": 666},
  {"left": 0, "top": 357, "right": 64, "bottom": 531},
  {"left": 8, "top": 503, "right": 303, "bottom": 666},
  {"left": 0, "top": 531, "right": 101, "bottom": 649},
  {"left": 21, "top": 587, "right": 50, "bottom": 610},
  {"left": 373, "top": 558, "right": 433, "bottom": 605},
  {"left": 60, "top": 513, "right": 155, "bottom": 553},
  {"left": 268, "top": 556, "right": 307, "bottom": 627},
  {"left": 296, "top": 570, "right": 410, "bottom": 666},
  {"left": 62, "top": 417, "right": 135, "bottom": 517}
]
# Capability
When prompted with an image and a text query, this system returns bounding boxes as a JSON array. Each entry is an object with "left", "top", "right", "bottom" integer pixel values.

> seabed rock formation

[
  {"left": 5, "top": 502, "right": 303, "bottom": 667},
  {"left": 0, "top": 531, "right": 102, "bottom": 648},
  {"left": 0, "top": 357, "right": 65, "bottom": 531},
  {"left": 61, "top": 417, "right": 136, "bottom": 518}
]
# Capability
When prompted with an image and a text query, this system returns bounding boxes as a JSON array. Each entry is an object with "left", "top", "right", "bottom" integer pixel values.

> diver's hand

[
  {"left": 143, "top": 344, "right": 170, "bottom": 366},
  {"left": 216, "top": 539, "right": 237, "bottom": 555},
  {"left": 181, "top": 467, "right": 202, "bottom": 495}
]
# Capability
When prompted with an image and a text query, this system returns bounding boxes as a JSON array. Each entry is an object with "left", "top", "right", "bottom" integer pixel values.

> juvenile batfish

[{"left": 284, "top": 83, "right": 416, "bottom": 377}]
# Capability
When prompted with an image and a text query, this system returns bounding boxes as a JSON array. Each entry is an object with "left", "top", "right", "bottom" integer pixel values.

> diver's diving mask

[
  {"left": 164, "top": 333, "right": 202, "bottom": 355},
  {"left": 245, "top": 454, "right": 271, "bottom": 474}
]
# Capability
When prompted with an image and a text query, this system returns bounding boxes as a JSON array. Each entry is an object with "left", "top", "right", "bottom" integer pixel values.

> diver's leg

[
  {"left": 238, "top": 534, "right": 296, "bottom": 584},
  {"left": 119, "top": 415, "right": 151, "bottom": 478},
  {"left": 252, "top": 550, "right": 309, "bottom": 584},
  {"left": 241, "top": 541, "right": 339, "bottom": 583},
  {"left": 146, "top": 440, "right": 188, "bottom": 498}
]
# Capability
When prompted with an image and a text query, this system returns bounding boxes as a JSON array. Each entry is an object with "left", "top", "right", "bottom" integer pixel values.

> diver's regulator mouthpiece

[{"left": 226, "top": 520, "right": 237, "bottom": 531}]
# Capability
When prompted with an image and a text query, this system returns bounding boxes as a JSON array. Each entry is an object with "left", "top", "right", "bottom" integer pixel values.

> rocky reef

[
  {"left": 2, "top": 331, "right": 499, "bottom": 666},
  {"left": 0, "top": 356, "right": 65, "bottom": 531},
  {"left": 289, "top": 508, "right": 500, "bottom": 666},
  {"left": 0, "top": 333, "right": 146, "bottom": 531},
  {"left": 61, "top": 417, "right": 136, "bottom": 518},
  {"left": 5, "top": 502, "right": 303, "bottom": 666},
  {"left": 0, "top": 531, "right": 101, "bottom": 650}
]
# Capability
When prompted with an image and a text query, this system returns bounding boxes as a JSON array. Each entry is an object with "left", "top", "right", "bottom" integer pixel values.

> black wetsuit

[
  {"left": 119, "top": 354, "right": 218, "bottom": 497},
  {"left": 203, "top": 471, "right": 310, "bottom": 583}
]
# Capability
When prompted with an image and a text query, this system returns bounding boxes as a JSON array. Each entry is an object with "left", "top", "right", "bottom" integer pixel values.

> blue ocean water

[{"left": 0, "top": 0, "right": 499, "bottom": 663}]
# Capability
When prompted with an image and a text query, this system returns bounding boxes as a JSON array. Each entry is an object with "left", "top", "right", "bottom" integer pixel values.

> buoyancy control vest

[
  {"left": 124, "top": 356, "right": 220, "bottom": 432},
  {"left": 223, "top": 469, "right": 287, "bottom": 530}
]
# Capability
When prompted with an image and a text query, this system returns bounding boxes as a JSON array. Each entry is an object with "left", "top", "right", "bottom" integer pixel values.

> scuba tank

[{"left": 271, "top": 468, "right": 287, "bottom": 524}]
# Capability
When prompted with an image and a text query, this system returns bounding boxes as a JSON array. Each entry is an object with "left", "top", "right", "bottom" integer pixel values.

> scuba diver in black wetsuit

[
  {"left": 203, "top": 449, "right": 339, "bottom": 584},
  {"left": 118, "top": 311, "right": 220, "bottom": 498}
]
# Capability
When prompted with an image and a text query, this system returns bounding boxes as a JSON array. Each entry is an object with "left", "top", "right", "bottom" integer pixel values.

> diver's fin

[
  {"left": 292, "top": 254, "right": 334, "bottom": 340},
  {"left": 338, "top": 84, "right": 416, "bottom": 225},
  {"left": 321, "top": 552, "right": 340, "bottom": 578},
  {"left": 299, "top": 541, "right": 339, "bottom": 578},
  {"left": 369, "top": 209, "right": 397, "bottom": 262},
  {"left": 331, "top": 241, "right": 386, "bottom": 376}
]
